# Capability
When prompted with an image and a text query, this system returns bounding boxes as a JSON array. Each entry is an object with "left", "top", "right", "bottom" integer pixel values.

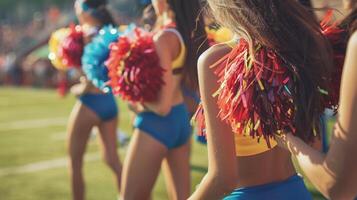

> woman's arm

[
  {"left": 277, "top": 32, "right": 357, "bottom": 199},
  {"left": 189, "top": 45, "right": 237, "bottom": 199},
  {"left": 141, "top": 31, "right": 177, "bottom": 116}
]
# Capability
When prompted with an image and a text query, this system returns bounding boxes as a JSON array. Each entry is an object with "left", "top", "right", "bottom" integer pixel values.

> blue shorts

[
  {"left": 79, "top": 93, "right": 118, "bottom": 121},
  {"left": 224, "top": 174, "right": 312, "bottom": 200},
  {"left": 134, "top": 103, "right": 192, "bottom": 149}
]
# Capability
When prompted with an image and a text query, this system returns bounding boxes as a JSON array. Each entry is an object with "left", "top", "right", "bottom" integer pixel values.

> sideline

[{"left": 0, "top": 117, "right": 67, "bottom": 132}]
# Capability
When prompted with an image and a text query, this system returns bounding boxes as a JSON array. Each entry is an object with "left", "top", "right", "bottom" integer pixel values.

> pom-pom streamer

[
  {"left": 49, "top": 25, "right": 84, "bottom": 71},
  {"left": 106, "top": 28, "right": 165, "bottom": 102},
  {"left": 194, "top": 40, "right": 301, "bottom": 146},
  {"left": 82, "top": 24, "right": 135, "bottom": 91}
]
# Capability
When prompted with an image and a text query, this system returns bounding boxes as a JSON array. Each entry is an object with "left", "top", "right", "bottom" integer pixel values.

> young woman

[
  {"left": 276, "top": 1, "right": 357, "bottom": 199},
  {"left": 189, "top": 0, "right": 333, "bottom": 199},
  {"left": 120, "top": 0, "right": 208, "bottom": 199},
  {"left": 67, "top": 1, "right": 122, "bottom": 200}
]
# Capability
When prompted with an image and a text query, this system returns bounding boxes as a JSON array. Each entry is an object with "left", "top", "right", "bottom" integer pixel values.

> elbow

[
  {"left": 209, "top": 171, "right": 237, "bottom": 195},
  {"left": 327, "top": 192, "right": 354, "bottom": 200},
  {"left": 221, "top": 178, "right": 237, "bottom": 195},
  {"left": 218, "top": 175, "right": 237, "bottom": 195},
  {"left": 326, "top": 186, "right": 357, "bottom": 200}
]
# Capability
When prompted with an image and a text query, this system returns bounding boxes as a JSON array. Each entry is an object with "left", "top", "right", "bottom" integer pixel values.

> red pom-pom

[
  {"left": 193, "top": 104, "right": 206, "bottom": 136},
  {"left": 194, "top": 40, "right": 299, "bottom": 146},
  {"left": 106, "top": 28, "right": 165, "bottom": 102},
  {"left": 57, "top": 76, "right": 68, "bottom": 97},
  {"left": 321, "top": 10, "right": 347, "bottom": 111},
  {"left": 59, "top": 25, "right": 84, "bottom": 68}
]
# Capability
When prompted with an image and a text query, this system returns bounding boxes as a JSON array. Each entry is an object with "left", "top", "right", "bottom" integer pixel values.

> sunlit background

[{"left": 0, "top": 0, "right": 345, "bottom": 199}]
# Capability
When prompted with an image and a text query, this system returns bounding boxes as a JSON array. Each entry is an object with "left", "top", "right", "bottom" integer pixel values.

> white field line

[
  {"left": 0, "top": 117, "right": 68, "bottom": 131},
  {"left": 0, "top": 153, "right": 101, "bottom": 177},
  {"left": 51, "top": 132, "right": 68, "bottom": 141}
]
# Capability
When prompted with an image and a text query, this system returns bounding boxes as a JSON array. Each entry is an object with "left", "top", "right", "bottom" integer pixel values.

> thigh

[
  {"left": 162, "top": 141, "right": 191, "bottom": 200},
  {"left": 67, "top": 101, "right": 100, "bottom": 160},
  {"left": 97, "top": 117, "right": 119, "bottom": 158},
  {"left": 121, "top": 129, "right": 168, "bottom": 200}
]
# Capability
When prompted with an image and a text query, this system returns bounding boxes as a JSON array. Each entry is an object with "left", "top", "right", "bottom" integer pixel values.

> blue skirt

[{"left": 224, "top": 174, "right": 312, "bottom": 200}]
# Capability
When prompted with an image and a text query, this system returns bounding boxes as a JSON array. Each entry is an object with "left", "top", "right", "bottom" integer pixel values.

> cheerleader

[
  {"left": 67, "top": 1, "right": 122, "bottom": 200},
  {"left": 276, "top": 1, "right": 357, "bottom": 199},
  {"left": 190, "top": 0, "right": 333, "bottom": 199},
  {"left": 118, "top": 0, "right": 208, "bottom": 199}
]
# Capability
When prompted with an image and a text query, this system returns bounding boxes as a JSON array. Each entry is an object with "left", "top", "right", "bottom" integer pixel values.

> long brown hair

[
  {"left": 207, "top": 0, "right": 333, "bottom": 142},
  {"left": 82, "top": 0, "right": 116, "bottom": 26},
  {"left": 341, "top": 8, "right": 357, "bottom": 36},
  {"left": 167, "top": 0, "right": 209, "bottom": 89}
]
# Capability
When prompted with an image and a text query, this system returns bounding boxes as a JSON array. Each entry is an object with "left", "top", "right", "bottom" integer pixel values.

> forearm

[
  {"left": 285, "top": 134, "right": 335, "bottom": 198},
  {"left": 189, "top": 173, "right": 233, "bottom": 200},
  {"left": 142, "top": 84, "right": 173, "bottom": 116}
]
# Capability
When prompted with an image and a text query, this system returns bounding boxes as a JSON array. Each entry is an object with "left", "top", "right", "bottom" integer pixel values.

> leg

[
  {"left": 67, "top": 101, "right": 100, "bottom": 200},
  {"left": 97, "top": 117, "right": 122, "bottom": 193},
  {"left": 162, "top": 141, "right": 191, "bottom": 200},
  {"left": 121, "top": 129, "right": 168, "bottom": 200}
]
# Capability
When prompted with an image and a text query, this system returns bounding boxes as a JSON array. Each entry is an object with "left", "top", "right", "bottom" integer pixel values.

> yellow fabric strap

[
  {"left": 234, "top": 134, "right": 278, "bottom": 157},
  {"left": 163, "top": 28, "right": 186, "bottom": 69}
]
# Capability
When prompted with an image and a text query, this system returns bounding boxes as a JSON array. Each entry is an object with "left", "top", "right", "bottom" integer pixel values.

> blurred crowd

[
  {"left": 0, "top": 0, "right": 138, "bottom": 89},
  {"left": 0, "top": 0, "right": 344, "bottom": 89},
  {"left": 0, "top": 4, "right": 72, "bottom": 87}
]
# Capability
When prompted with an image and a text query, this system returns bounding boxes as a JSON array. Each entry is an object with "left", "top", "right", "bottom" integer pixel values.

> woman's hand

[
  {"left": 128, "top": 102, "right": 146, "bottom": 114},
  {"left": 70, "top": 76, "right": 90, "bottom": 96},
  {"left": 275, "top": 132, "right": 293, "bottom": 151}
]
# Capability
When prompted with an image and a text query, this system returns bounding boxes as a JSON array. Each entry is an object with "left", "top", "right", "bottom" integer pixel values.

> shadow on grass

[{"left": 190, "top": 164, "right": 207, "bottom": 174}]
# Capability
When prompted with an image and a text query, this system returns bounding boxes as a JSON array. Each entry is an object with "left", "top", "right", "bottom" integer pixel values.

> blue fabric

[
  {"left": 321, "top": 114, "right": 329, "bottom": 153},
  {"left": 195, "top": 135, "right": 207, "bottom": 144},
  {"left": 79, "top": 93, "right": 118, "bottom": 121},
  {"left": 181, "top": 86, "right": 207, "bottom": 144},
  {"left": 182, "top": 86, "right": 200, "bottom": 105},
  {"left": 134, "top": 104, "right": 192, "bottom": 149},
  {"left": 139, "top": 0, "right": 151, "bottom": 5},
  {"left": 224, "top": 174, "right": 312, "bottom": 200},
  {"left": 76, "top": 0, "right": 90, "bottom": 12}
]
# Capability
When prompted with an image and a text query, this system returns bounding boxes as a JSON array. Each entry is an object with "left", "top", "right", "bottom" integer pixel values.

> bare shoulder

[
  {"left": 344, "top": 31, "right": 357, "bottom": 75},
  {"left": 198, "top": 43, "right": 232, "bottom": 77},
  {"left": 347, "top": 31, "right": 357, "bottom": 50},
  {"left": 153, "top": 30, "right": 180, "bottom": 49}
]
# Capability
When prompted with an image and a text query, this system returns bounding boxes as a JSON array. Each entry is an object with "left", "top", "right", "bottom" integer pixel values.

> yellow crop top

[
  {"left": 235, "top": 135, "right": 277, "bottom": 156},
  {"left": 163, "top": 28, "right": 186, "bottom": 70},
  {"left": 224, "top": 38, "right": 278, "bottom": 157}
]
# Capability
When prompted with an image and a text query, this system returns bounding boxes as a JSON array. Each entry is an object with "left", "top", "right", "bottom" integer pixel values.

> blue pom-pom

[{"left": 82, "top": 24, "right": 135, "bottom": 91}]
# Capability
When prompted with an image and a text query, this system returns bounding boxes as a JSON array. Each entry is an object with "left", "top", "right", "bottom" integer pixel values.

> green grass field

[{"left": 0, "top": 87, "right": 328, "bottom": 200}]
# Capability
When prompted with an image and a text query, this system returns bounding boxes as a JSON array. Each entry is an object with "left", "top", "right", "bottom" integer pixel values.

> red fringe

[
  {"left": 193, "top": 105, "right": 205, "bottom": 136},
  {"left": 57, "top": 76, "right": 68, "bottom": 97},
  {"left": 194, "top": 12, "right": 349, "bottom": 143},
  {"left": 106, "top": 28, "right": 165, "bottom": 102},
  {"left": 195, "top": 40, "right": 298, "bottom": 145},
  {"left": 60, "top": 25, "right": 84, "bottom": 68},
  {"left": 321, "top": 10, "right": 347, "bottom": 111}
]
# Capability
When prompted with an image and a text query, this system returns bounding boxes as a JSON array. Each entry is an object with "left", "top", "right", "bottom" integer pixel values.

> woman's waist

[{"left": 234, "top": 148, "right": 296, "bottom": 188}]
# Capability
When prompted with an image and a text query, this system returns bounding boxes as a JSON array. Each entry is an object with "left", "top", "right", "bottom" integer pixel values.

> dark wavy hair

[
  {"left": 167, "top": 0, "right": 209, "bottom": 89},
  {"left": 341, "top": 8, "right": 357, "bottom": 36},
  {"left": 298, "top": 0, "right": 313, "bottom": 8},
  {"left": 82, "top": 0, "right": 116, "bottom": 26},
  {"left": 207, "top": 0, "right": 333, "bottom": 142}
]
